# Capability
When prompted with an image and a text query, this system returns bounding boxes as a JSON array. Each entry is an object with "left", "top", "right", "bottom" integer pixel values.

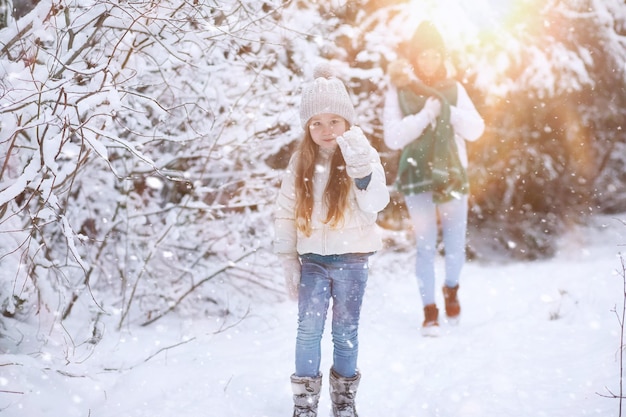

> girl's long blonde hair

[{"left": 294, "top": 122, "right": 351, "bottom": 237}]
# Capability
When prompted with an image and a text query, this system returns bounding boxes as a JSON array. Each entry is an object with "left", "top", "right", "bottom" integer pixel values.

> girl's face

[
  {"left": 416, "top": 48, "right": 442, "bottom": 78},
  {"left": 308, "top": 113, "right": 348, "bottom": 150}
]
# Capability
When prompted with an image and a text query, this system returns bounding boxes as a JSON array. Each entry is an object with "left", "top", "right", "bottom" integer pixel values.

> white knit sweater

[{"left": 383, "top": 81, "right": 485, "bottom": 168}]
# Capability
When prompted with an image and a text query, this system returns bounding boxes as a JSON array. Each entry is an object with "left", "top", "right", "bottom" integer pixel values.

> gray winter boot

[
  {"left": 291, "top": 373, "right": 322, "bottom": 417},
  {"left": 329, "top": 368, "right": 360, "bottom": 417}
]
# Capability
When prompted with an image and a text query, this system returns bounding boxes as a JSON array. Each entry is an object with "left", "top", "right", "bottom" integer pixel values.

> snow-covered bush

[
  {"left": 1, "top": 0, "right": 626, "bottom": 352},
  {"left": 459, "top": 0, "right": 626, "bottom": 259},
  {"left": 0, "top": 0, "right": 337, "bottom": 332},
  {"left": 345, "top": 0, "right": 626, "bottom": 260}
]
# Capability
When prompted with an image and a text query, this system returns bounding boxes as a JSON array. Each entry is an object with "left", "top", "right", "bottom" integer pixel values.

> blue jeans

[
  {"left": 295, "top": 253, "right": 370, "bottom": 379},
  {"left": 404, "top": 192, "right": 468, "bottom": 306}
]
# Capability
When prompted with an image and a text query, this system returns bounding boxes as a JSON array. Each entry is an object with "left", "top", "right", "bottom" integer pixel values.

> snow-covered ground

[{"left": 1, "top": 214, "right": 624, "bottom": 417}]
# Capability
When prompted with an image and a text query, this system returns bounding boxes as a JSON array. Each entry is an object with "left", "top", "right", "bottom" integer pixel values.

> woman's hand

[
  {"left": 422, "top": 97, "right": 442, "bottom": 127},
  {"left": 388, "top": 59, "right": 413, "bottom": 88}
]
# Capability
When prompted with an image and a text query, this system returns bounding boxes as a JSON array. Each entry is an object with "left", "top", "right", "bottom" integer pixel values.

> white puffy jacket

[{"left": 274, "top": 145, "right": 389, "bottom": 257}]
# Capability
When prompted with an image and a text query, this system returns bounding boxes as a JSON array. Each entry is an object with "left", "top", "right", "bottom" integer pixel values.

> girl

[
  {"left": 383, "top": 21, "right": 485, "bottom": 337},
  {"left": 274, "top": 65, "right": 389, "bottom": 417}
]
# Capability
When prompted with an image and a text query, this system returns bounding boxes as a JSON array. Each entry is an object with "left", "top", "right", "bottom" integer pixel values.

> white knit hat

[{"left": 299, "top": 63, "right": 356, "bottom": 128}]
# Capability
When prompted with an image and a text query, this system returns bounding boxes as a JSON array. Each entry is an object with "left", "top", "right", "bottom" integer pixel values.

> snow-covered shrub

[
  {"left": 0, "top": 0, "right": 335, "bottom": 333},
  {"left": 460, "top": 0, "right": 626, "bottom": 259},
  {"left": 345, "top": 0, "right": 626, "bottom": 260},
  {"left": 2, "top": 0, "right": 626, "bottom": 354}
]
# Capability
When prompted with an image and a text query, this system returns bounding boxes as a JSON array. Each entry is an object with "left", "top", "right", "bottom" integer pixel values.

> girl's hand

[
  {"left": 337, "top": 126, "right": 373, "bottom": 179},
  {"left": 281, "top": 256, "right": 301, "bottom": 301}
]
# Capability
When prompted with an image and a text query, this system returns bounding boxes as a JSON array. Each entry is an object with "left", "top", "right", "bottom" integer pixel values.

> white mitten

[
  {"left": 388, "top": 59, "right": 413, "bottom": 88},
  {"left": 336, "top": 126, "right": 373, "bottom": 179},
  {"left": 422, "top": 97, "right": 442, "bottom": 128},
  {"left": 281, "top": 256, "right": 301, "bottom": 300}
]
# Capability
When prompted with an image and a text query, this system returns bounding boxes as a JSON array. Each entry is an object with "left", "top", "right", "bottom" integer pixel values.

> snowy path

[{"left": 1, "top": 216, "right": 624, "bottom": 417}]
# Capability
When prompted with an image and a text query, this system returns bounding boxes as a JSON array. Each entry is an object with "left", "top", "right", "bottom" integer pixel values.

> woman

[
  {"left": 274, "top": 64, "right": 389, "bottom": 416},
  {"left": 383, "top": 21, "right": 485, "bottom": 336}
]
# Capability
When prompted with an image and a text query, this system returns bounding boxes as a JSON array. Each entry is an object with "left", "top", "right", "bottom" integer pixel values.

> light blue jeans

[
  {"left": 295, "top": 253, "right": 370, "bottom": 379},
  {"left": 404, "top": 192, "right": 468, "bottom": 306}
]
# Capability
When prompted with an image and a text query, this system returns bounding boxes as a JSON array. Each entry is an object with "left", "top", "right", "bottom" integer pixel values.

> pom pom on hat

[
  {"left": 299, "top": 62, "right": 356, "bottom": 128},
  {"left": 313, "top": 62, "right": 336, "bottom": 79}
]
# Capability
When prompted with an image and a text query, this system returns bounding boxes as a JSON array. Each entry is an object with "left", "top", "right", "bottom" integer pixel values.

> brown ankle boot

[
  {"left": 443, "top": 285, "right": 461, "bottom": 319},
  {"left": 421, "top": 304, "right": 439, "bottom": 336}
]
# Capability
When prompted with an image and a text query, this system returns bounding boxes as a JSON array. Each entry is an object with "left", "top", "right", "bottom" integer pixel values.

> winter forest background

[{"left": 1, "top": 0, "right": 626, "bottom": 366}]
